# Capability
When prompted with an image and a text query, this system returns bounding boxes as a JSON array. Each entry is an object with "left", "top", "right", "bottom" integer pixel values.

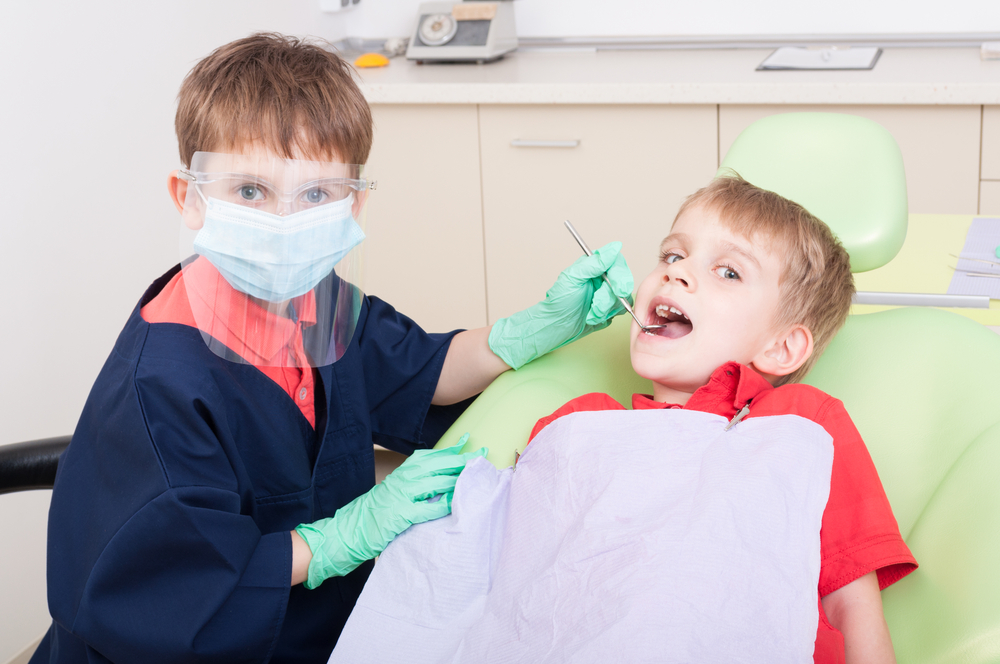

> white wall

[
  {"left": 513, "top": 0, "right": 1000, "bottom": 38},
  {"left": 0, "top": 2, "right": 352, "bottom": 659},
  {"left": 336, "top": 0, "right": 1000, "bottom": 39}
]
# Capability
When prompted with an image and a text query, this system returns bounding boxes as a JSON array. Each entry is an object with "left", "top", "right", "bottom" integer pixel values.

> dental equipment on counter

[
  {"left": 406, "top": 0, "right": 517, "bottom": 64},
  {"left": 564, "top": 220, "right": 668, "bottom": 333}
]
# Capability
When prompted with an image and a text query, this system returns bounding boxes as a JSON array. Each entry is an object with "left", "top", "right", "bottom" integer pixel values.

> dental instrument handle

[{"left": 563, "top": 220, "right": 647, "bottom": 329}]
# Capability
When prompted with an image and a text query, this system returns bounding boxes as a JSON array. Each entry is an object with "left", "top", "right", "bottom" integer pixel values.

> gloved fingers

[
  {"left": 419, "top": 432, "right": 471, "bottom": 459},
  {"left": 559, "top": 241, "right": 624, "bottom": 285},
  {"left": 443, "top": 432, "right": 471, "bottom": 453},
  {"left": 421, "top": 453, "right": 474, "bottom": 476},
  {"left": 409, "top": 449, "right": 487, "bottom": 502},
  {"left": 409, "top": 491, "right": 454, "bottom": 524},
  {"left": 423, "top": 445, "right": 489, "bottom": 477},
  {"left": 398, "top": 437, "right": 471, "bottom": 477},
  {"left": 604, "top": 249, "right": 634, "bottom": 298},
  {"left": 387, "top": 460, "right": 460, "bottom": 488},
  {"left": 585, "top": 251, "right": 634, "bottom": 326},
  {"left": 587, "top": 283, "right": 630, "bottom": 326},
  {"left": 411, "top": 475, "right": 460, "bottom": 501},
  {"left": 415, "top": 439, "right": 484, "bottom": 475}
]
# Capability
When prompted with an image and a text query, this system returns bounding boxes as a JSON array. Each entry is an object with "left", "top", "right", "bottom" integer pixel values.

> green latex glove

[
  {"left": 296, "top": 434, "right": 486, "bottom": 589},
  {"left": 489, "top": 241, "right": 634, "bottom": 370}
]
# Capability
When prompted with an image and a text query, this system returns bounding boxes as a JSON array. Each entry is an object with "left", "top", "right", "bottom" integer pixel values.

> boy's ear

[
  {"left": 751, "top": 324, "right": 814, "bottom": 380},
  {"left": 351, "top": 188, "right": 369, "bottom": 219},
  {"left": 168, "top": 171, "right": 187, "bottom": 214}
]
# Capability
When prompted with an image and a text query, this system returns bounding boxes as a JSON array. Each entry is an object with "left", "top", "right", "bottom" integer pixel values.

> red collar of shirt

[
  {"left": 144, "top": 256, "right": 318, "bottom": 366},
  {"left": 630, "top": 362, "right": 774, "bottom": 419}
]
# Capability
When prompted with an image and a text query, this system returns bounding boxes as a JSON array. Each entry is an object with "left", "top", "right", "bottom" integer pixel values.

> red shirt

[
  {"left": 528, "top": 362, "right": 917, "bottom": 664},
  {"left": 140, "top": 257, "right": 319, "bottom": 428}
]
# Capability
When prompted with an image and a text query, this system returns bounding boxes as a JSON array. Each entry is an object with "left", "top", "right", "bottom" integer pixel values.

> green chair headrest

[{"left": 719, "top": 112, "right": 908, "bottom": 273}]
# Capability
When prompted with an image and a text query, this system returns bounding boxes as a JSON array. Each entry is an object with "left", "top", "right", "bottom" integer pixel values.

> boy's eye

[
  {"left": 714, "top": 265, "right": 741, "bottom": 280},
  {"left": 238, "top": 185, "right": 264, "bottom": 202},
  {"left": 661, "top": 252, "right": 683, "bottom": 264},
  {"left": 302, "top": 188, "right": 328, "bottom": 205}
]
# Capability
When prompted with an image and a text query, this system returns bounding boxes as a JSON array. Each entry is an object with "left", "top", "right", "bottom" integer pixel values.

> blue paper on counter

[{"left": 948, "top": 217, "right": 1000, "bottom": 299}]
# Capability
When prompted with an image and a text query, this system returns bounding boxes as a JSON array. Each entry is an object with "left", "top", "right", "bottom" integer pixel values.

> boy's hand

[
  {"left": 294, "top": 434, "right": 486, "bottom": 589},
  {"left": 488, "top": 242, "right": 634, "bottom": 370}
]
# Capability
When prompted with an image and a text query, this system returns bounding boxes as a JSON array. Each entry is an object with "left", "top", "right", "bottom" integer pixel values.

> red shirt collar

[
  {"left": 630, "top": 362, "right": 774, "bottom": 419},
  {"left": 180, "top": 257, "right": 317, "bottom": 366}
]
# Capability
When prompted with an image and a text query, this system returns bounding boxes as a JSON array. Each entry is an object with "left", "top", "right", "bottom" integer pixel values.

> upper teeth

[{"left": 656, "top": 304, "right": 688, "bottom": 320}]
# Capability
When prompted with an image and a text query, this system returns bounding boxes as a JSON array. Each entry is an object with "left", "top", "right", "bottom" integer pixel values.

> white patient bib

[{"left": 331, "top": 408, "right": 834, "bottom": 664}]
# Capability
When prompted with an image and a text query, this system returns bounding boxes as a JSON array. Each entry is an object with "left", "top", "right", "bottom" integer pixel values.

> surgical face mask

[{"left": 193, "top": 193, "right": 365, "bottom": 303}]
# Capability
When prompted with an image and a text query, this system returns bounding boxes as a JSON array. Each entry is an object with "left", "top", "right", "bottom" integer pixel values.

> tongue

[{"left": 653, "top": 320, "right": 692, "bottom": 339}]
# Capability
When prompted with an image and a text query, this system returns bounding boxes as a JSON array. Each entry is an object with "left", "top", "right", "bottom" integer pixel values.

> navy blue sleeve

[
  {"left": 47, "top": 348, "right": 290, "bottom": 663},
  {"left": 357, "top": 296, "right": 470, "bottom": 454}
]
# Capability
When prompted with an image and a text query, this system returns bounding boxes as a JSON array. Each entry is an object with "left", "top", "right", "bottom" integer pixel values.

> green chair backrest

[{"left": 437, "top": 113, "right": 1000, "bottom": 663}]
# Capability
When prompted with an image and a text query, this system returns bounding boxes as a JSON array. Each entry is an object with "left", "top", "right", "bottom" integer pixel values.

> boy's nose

[
  {"left": 668, "top": 275, "right": 690, "bottom": 288},
  {"left": 662, "top": 264, "right": 693, "bottom": 290}
]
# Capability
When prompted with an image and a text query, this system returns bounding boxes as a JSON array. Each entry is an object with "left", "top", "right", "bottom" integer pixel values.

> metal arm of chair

[{"left": 0, "top": 436, "right": 71, "bottom": 494}]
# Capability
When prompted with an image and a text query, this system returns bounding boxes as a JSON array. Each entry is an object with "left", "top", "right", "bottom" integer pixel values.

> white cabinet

[
  {"left": 982, "top": 106, "right": 1000, "bottom": 181},
  {"left": 478, "top": 104, "right": 718, "bottom": 322},
  {"left": 365, "top": 104, "right": 487, "bottom": 331},
  {"left": 720, "top": 105, "right": 983, "bottom": 215},
  {"left": 981, "top": 181, "right": 1000, "bottom": 215},
  {"left": 365, "top": 102, "right": 992, "bottom": 331},
  {"left": 983, "top": 107, "right": 1000, "bottom": 215}
]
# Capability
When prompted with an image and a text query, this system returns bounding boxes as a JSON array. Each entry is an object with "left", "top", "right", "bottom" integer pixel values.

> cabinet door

[
  {"left": 981, "top": 181, "right": 1000, "bottom": 215},
  {"left": 983, "top": 106, "right": 1000, "bottom": 215},
  {"left": 365, "top": 104, "right": 487, "bottom": 331},
  {"left": 478, "top": 104, "right": 718, "bottom": 323},
  {"left": 982, "top": 106, "right": 1000, "bottom": 182},
  {"left": 720, "top": 105, "right": 982, "bottom": 215}
]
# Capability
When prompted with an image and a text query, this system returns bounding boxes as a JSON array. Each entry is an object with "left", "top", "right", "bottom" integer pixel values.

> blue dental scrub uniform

[{"left": 31, "top": 265, "right": 469, "bottom": 664}]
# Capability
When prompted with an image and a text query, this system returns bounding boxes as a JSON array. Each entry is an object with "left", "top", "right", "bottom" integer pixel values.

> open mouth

[{"left": 646, "top": 302, "right": 693, "bottom": 339}]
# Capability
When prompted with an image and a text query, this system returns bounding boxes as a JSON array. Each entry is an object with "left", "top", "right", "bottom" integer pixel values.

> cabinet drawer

[
  {"left": 365, "top": 104, "right": 486, "bottom": 331},
  {"left": 720, "top": 105, "right": 982, "bottom": 215},
  {"left": 983, "top": 106, "right": 1000, "bottom": 181},
  {"left": 478, "top": 104, "right": 718, "bottom": 322}
]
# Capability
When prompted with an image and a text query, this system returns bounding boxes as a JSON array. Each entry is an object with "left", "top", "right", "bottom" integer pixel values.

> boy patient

[{"left": 527, "top": 175, "right": 917, "bottom": 663}]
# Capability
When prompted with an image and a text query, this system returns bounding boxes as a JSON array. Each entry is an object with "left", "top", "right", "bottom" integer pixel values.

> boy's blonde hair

[
  {"left": 175, "top": 32, "right": 373, "bottom": 167},
  {"left": 676, "top": 174, "right": 855, "bottom": 385}
]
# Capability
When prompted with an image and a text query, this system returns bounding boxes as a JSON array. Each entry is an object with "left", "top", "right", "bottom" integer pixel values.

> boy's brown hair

[
  {"left": 675, "top": 174, "right": 855, "bottom": 385},
  {"left": 175, "top": 32, "right": 373, "bottom": 166}
]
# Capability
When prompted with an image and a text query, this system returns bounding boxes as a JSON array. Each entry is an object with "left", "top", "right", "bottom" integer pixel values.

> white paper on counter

[
  {"left": 758, "top": 46, "right": 881, "bottom": 70},
  {"left": 948, "top": 217, "right": 1000, "bottom": 299}
]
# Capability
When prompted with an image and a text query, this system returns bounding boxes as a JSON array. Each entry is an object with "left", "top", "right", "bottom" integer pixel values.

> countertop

[{"left": 358, "top": 47, "right": 1000, "bottom": 105}]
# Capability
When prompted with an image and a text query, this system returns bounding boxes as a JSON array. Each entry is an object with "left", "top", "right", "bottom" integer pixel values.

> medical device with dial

[{"left": 406, "top": 1, "right": 517, "bottom": 64}]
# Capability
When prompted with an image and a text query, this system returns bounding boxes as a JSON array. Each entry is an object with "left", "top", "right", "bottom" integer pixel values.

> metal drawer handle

[{"left": 510, "top": 139, "right": 580, "bottom": 148}]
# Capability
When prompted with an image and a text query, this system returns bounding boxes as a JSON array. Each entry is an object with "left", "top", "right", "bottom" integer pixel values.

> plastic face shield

[{"left": 178, "top": 151, "right": 375, "bottom": 368}]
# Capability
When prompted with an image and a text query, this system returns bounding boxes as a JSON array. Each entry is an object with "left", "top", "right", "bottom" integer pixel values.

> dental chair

[
  {"left": 0, "top": 437, "right": 70, "bottom": 496},
  {"left": 0, "top": 436, "right": 68, "bottom": 664},
  {"left": 439, "top": 113, "right": 1000, "bottom": 663}
]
